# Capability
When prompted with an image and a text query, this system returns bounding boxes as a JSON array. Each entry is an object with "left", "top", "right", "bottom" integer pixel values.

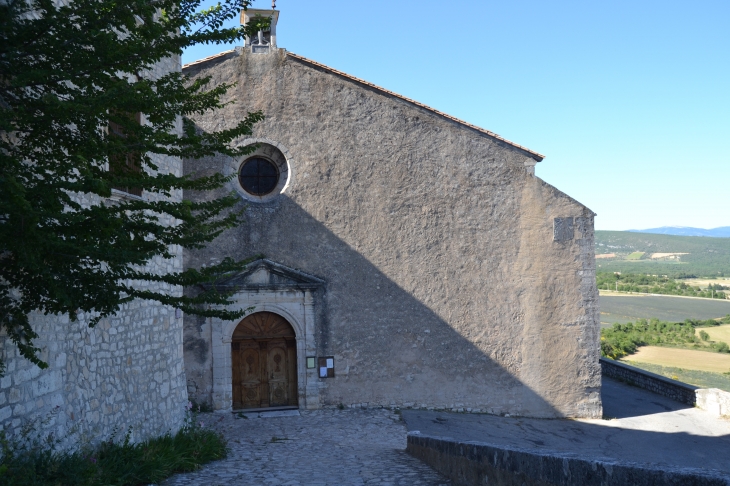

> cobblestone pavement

[{"left": 164, "top": 408, "right": 449, "bottom": 485}]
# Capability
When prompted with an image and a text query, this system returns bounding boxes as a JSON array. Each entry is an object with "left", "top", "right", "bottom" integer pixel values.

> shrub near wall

[{"left": 0, "top": 407, "right": 226, "bottom": 486}]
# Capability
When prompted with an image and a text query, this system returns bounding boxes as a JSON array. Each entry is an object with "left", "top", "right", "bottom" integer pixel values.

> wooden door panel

[
  {"left": 257, "top": 341, "right": 270, "bottom": 408},
  {"left": 240, "top": 346, "right": 261, "bottom": 383},
  {"left": 268, "top": 340, "right": 289, "bottom": 406},
  {"left": 241, "top": 345, "right": 262, "bottom": 408},
  {"left": 232, "top": 335, "right": 298, "bottom": 409}
]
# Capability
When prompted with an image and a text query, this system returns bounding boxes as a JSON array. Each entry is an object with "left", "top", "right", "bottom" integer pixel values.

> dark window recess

[
  {"left": 239, "top": 157, "right": 279, "bottom": 196},
  {"left": 108, "top": 112, "right": 142, "bottom": 197}
]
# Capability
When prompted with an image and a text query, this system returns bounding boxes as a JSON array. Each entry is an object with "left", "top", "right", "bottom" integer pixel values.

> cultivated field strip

[
  {"left": 599, "top": 294, "right": 730, "bottom": 326},
  {"left": 701, "top": 325, "right": 730, "bottom": 343},
  {"left": 622, "top": 346, "right": 730, "bottom": 373}
]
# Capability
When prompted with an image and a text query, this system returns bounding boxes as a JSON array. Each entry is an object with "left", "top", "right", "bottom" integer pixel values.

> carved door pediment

[{"left": 211, "top": 259, "right": 324, "bottom": 292}]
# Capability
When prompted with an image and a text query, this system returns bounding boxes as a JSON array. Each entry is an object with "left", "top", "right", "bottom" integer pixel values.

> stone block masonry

[
  {"left": 599, "top": 358, "right": 698, "bottom": 406},
  {"left": 0, "top": 303, "right": 187, "bottom": 445},
  {"left": 600, "top": 357, "right": 730, "bottom": 416},
  {"left": 407, "top": 434, "right": 730, "bottom": 486},
  {"left": 0, "top": 55, "right": 188, "bottom": 445},
  {"left": 696, "top": 387, "right": 730, "bottom": 417}
]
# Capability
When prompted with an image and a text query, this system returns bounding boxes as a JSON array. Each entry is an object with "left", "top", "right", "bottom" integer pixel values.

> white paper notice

[
  {"left": 326, "top": 358, "right": 334, "bottom": 368},
  {"left": 319, "top": 367, "right": 328, "bottom": 378}
]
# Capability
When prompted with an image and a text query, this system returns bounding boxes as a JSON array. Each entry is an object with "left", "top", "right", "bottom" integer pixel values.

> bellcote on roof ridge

[{"left": 241, "top": 6, "right": 279, "bottom": 53}]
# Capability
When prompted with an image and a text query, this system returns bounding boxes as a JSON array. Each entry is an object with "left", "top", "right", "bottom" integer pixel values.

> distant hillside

[
  {"left": 595, "top": 231, "right": 730, "bottom": 277},
  {"left": 628, "top": 226, "right": 730, "bottom": 237}
]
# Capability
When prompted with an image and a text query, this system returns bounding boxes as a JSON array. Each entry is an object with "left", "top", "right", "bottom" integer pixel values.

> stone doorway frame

[{"left": 208, "top": 259, "right": 324, "bottom": 411}]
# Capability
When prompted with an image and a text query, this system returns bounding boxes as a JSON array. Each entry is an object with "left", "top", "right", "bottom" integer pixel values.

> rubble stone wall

[{"left": 0, "top": 56, "right": 187, "bottom": 445}]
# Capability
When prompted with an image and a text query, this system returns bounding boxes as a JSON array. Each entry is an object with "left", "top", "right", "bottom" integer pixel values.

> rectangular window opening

[{"left": 108, "top": 111, "right": 143, "bottom": 197}]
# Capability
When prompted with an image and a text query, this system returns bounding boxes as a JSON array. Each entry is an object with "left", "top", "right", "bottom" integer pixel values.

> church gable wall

[{"left": 183, "top": 50, "right": 600, "bottom": 418}]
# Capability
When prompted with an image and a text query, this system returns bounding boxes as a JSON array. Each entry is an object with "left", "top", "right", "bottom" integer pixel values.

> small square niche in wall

[
  {"left": 553, "top": 217, "right": 574, "bottom": 242},
  {"left": 318, "top": 356, "right": 335, "bottom": 378},
  {"left": 306, "top": 357, "right": 316, "bottom": 369}
]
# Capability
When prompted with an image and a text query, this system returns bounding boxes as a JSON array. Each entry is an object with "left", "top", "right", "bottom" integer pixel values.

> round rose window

[{"left": 238, "top": 157, "right": 280, "bottom": 196}]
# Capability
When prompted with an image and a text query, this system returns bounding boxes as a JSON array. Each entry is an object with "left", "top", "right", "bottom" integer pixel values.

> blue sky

[{"left": 183, "top": 0, "right": 730, "bottom": 231}]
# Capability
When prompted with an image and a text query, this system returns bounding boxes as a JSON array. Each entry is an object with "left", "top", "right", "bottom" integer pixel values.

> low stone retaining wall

[
  {"left": 407, "top": 434, "right": 730, "bottom": 486},
  {"left": 599, "top": 357, "right": 698, "bottom": 405},
  {"left": 696, "top": 388, "right": 730, "bottom": 417},
  {"left": 600, "top": 357, "right": 730, "bottom": 416}
]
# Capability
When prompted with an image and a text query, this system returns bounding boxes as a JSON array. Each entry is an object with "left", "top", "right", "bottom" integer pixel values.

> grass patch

[
  {"left": 699, "top": 324, "right": 730, "bottom": 344},
  {"left": 622, "top": 346, "right": 730, "bottom": 373},
  {"left": 622, "top": 361, "right": 730, "bottom": 392},
  {"left": 0, "top": 407, "right": 226, "bottom": 485},
  {"left": 625, "top": 252, "right": 646, "bottom": 260}
]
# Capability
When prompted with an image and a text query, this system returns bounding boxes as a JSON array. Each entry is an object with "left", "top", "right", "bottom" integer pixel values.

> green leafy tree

[{"left": 0, "top": 0, "right": 274, "bottom": 372}]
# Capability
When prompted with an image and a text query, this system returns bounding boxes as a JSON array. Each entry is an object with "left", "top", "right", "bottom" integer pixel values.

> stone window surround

[
  {"left": 228, "top": 138, "right": 294, "bottom": 203},
  {"left": 210, "top": 289, "right": 321, "bottom": 411}
]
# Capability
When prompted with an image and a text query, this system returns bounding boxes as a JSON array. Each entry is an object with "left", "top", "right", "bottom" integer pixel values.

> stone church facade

[
  {"left": 0, "top": 6, "right": 602, "bottom": 449},
  {"left": 181, "top": 10, "right": 602, "bottom": 418}
]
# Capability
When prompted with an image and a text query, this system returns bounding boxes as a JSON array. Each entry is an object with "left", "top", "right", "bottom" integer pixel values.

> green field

[
  {"left": 702, "top": 324, "right": 730, "bottom": 343},
  {"left": 621, "top": 360, "right": 730, "bottom": 392},
  {"left": 625, "top": 251, "right": 645, "bottom": 260},
  {"left": 624, "top": 346, "right": 730, "bottom": 373},
  {"left": 599, "top": 293, "right": 730, "bottom": 327},
  {"left": 595, "top": 231, "right": 730, "bottom": 277}
]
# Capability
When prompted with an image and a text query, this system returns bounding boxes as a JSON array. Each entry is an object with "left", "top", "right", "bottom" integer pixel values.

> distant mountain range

[{"left": 627, "top": 226, "right": 730, "bottom": 237}]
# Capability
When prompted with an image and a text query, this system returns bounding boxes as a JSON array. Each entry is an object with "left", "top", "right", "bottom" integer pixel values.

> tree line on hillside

[
  {"left": 595, "top": 231, "right": 730, "bottom": 277},
  {"left": 601, "top": 315, "right": 730, "bottom": 360},
  {"left": 597, "top": 272, "right": 728, "bottom": 299}
]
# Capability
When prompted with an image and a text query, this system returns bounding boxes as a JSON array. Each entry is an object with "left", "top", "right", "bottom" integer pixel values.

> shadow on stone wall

[
  {"left": 184, "top": 184, "right": 596, "bottom": 417},
  {"left": 404, "top": 383, "right": 730, "bottom": 485}
]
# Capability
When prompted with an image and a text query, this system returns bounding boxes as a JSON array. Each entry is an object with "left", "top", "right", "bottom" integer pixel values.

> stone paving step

[
  {"left": 239, "top": 409, "right": 301, "bottom": 419},
  {"left": 164, "top": 408, "right": 450, "bottom": 486}
]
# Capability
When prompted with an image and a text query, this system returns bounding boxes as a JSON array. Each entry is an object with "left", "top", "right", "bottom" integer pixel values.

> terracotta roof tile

[{"left": 181, "top": 50, "right": 236, "bottom": 69}]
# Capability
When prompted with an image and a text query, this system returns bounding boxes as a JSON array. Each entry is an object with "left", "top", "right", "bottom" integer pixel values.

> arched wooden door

[{"left": 231, "top": 312, "right": 298, "bottom": 410}]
